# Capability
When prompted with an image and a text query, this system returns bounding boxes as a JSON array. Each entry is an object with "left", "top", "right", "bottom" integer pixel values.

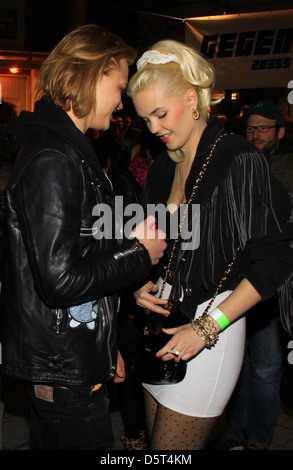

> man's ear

[{"left": 278, "top": 126, "right": 286, "bottom": 140}]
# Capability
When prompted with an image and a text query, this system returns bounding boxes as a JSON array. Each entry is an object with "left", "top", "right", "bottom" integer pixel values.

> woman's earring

[{"left": 192, "top": 109, "right": 200, "bottom": 120}]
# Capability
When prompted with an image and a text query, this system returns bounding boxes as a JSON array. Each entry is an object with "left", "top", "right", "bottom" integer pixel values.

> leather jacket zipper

[
  {"left": 56, "top": 309, "right": 63, "bottom": 334},
  {"left": 102, "top": 297, "right": 116, "bottom": 379}
]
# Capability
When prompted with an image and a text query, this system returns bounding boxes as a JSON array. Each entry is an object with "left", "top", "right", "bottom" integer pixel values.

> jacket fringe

[
  {"left": 278, "top": 272, "right": 293, "bottom": 334},
  {"left": 199, "top": 151, "right": 280, "bottom": 285}
]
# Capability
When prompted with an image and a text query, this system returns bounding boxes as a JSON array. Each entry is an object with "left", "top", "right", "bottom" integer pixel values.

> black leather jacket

[{"left": 0, "top": 97, "right": 152, "bottom": 387}]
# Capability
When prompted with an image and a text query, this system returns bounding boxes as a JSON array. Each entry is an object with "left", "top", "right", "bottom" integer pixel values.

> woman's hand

[
  {"left": 154, "top": 279, "right": 262, "bottom": 362},
  {"left": 155, "top": 323, "right": 206, "bottom": 362},
  {"left": 134, "top": 280, "right": 168, "bottom": 314}
]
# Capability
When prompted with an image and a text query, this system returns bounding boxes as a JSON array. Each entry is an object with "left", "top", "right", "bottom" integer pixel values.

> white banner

[{"left": 185, "top": 10, "right": 293, "bottom": 89}]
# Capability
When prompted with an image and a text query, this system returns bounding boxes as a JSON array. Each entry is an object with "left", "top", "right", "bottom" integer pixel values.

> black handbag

[
  {"left": 139, "top": 133, "right": 231, "bottom": 385},
  {"left": 139, "top": 298, "right": 188, "bottom": 384}
]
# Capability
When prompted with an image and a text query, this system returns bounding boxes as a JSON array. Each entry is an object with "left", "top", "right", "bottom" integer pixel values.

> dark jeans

[
  {"left": 0, "top": 375, "right": 4, "bottom": 450},
  {"left": 26, "top": 383, "right": 114, "bottom": 450},
  {"left": 118, "top": 313, "right": 146, "bottom": 438},
  {"left": 225, "top": 298, "right": 285, "bottom": 448}
]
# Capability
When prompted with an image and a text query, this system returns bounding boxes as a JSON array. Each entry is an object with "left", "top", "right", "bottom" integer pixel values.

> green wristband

[{"left": 210, "top": 307, "right": 230, "bottom": 330}]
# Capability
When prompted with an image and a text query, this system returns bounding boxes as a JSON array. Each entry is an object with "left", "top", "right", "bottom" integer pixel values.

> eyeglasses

[{"left": 246, "top": 125, "right": 277, "bottom": 134}]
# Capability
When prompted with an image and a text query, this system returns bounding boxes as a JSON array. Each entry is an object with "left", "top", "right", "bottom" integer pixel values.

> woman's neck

[
  {"left": 166, "top": 119, "right": 207, "bottom": 210},
  {"left": 183, "top": 118, "right": 207, "bottom": 165}
]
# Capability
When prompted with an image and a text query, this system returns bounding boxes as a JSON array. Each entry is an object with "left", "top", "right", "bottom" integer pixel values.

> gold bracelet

[
  {"left": 191, "top": 321, "right": 217, "bottom": 348},
  {"left": 191, "top": 315, "right": 218, "bottom": 348},
  {"left": 191, "top": 320, "right": 207, "bottom": 343},
  {"left": 199, "top": 314, "right": 218, "bottom": 337}
]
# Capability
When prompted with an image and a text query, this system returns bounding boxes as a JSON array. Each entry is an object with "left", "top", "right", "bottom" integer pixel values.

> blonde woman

[{"left": 127, "top": 40, "right": 293, "bottom": 450}]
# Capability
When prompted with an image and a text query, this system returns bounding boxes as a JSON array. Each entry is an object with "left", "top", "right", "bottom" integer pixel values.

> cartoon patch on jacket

[{"left": 68, "top": 301, "right": 98, "bottom": 330}]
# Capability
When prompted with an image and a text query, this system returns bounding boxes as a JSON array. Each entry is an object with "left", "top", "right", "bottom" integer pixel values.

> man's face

[
  {"left": 86, "top": 58, "right": 129, "bottom": 132},
  {"left": 246, "top": 114, "right": 282, "bottom": 155}
]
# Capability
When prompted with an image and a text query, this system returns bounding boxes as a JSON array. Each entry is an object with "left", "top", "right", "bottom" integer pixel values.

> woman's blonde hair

[
  {"left": 127, "top": 39, "right": 214, "bottom": 121},
  {"left": 35, "top": 24, "right": 136, "bottom": 118}
]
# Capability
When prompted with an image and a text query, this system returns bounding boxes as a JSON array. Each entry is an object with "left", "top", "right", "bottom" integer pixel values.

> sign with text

[{"left": 185, "top": 10, "right": 293, "bottom": 89}]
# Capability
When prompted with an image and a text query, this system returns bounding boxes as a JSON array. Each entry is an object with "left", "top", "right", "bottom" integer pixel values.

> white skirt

[{"left": 143, "top": 287, "right": 246, "bottom": 418}]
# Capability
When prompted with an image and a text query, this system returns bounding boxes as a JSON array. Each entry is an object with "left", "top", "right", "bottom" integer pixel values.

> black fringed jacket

[{"left": 142, "top": 117, "right": 293, "bottom": 324}]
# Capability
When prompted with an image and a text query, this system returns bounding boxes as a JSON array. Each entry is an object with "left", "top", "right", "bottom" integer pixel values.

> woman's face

[
  {"left": 132, "top": 82, "right": 198, "bottom": 153},
  {"left": 85, "top": 58, "right": 129, "bottom": 132}
]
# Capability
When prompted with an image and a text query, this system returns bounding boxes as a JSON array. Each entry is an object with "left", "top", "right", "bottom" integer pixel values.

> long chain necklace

[{"left": 160, "top": 133, "right": 228, "bottom": 300}]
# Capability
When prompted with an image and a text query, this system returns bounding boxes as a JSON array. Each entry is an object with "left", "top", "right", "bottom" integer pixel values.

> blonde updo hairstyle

[
  {"left": 127, "top": 39, "right": 215, "bottom": 121},
  {"left": 35, "top": 24, "right": 136, "bottom": 119}
]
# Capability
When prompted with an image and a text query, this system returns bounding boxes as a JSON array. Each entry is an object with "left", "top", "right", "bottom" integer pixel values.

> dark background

[
  {"left": 2, "top": 0, "right": 292, "bottom": 118},
  {"left": 23, "top": 0, "right": 293, "bottom": 52}
]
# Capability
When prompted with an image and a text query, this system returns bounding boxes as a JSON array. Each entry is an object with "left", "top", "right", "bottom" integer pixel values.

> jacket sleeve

[
  {"left": 0, "top": 191, "right": 5, "bottom": 282},
  {"left": 11, "top": 150, "right": 152, "bottom": 308},
  {"left": 231, "top": 152, "right": 293, "bottom": 300},
  {"left": 197, "top": 148, "right": 293, "bottom": 301},
  {"left": 244, "top": 229, "right": 293, "bottom": 300}
]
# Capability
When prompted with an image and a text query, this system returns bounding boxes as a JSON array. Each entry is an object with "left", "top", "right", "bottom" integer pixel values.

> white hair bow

[{"left": 137, "top": 50, "right": 179, "bottom": 70}]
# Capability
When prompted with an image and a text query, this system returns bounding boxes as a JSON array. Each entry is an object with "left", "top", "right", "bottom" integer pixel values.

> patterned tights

[{"left": 144, "top": 389, "right": 217, "bottom": 450}]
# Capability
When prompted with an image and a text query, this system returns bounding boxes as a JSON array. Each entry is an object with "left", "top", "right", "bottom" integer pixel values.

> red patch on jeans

[{"left": 34, "top": 385, "right": 54, "bottom": 402}]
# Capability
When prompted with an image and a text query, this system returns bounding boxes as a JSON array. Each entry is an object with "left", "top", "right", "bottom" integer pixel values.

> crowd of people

[{"left": 0, "top": 23, "right": 292, "bottom": 451}]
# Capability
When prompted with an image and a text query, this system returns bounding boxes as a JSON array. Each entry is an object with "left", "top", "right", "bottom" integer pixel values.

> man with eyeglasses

[
  {"left": 245, "top": 101, "right": 285, "bottom": 155},
  {"left": 244, "top": 101, "right": 293, "bottom": 195}
]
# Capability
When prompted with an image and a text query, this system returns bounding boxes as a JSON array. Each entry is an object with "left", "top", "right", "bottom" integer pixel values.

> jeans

[
  {"left": 225, "top": 297, "right": 285, "bottom": 448},
  {"left": 118, "top": 312, "right": 146, "bottom": 438},
  {"left": 26, "top": 383, "right": 114, "bottom": 450}
]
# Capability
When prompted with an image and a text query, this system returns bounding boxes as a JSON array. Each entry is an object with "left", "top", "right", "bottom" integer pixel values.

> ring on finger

[{"left": 168, "top": 349, "right": 180, "bottom": 356}]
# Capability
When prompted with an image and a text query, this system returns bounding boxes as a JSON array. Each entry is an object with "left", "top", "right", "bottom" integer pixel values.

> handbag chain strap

[
  {"left": 201, "top": 245, "right": 241, "bottom": 315},
  {"left": 159, "top": 132, "right": 239, "bottom": 307}
]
